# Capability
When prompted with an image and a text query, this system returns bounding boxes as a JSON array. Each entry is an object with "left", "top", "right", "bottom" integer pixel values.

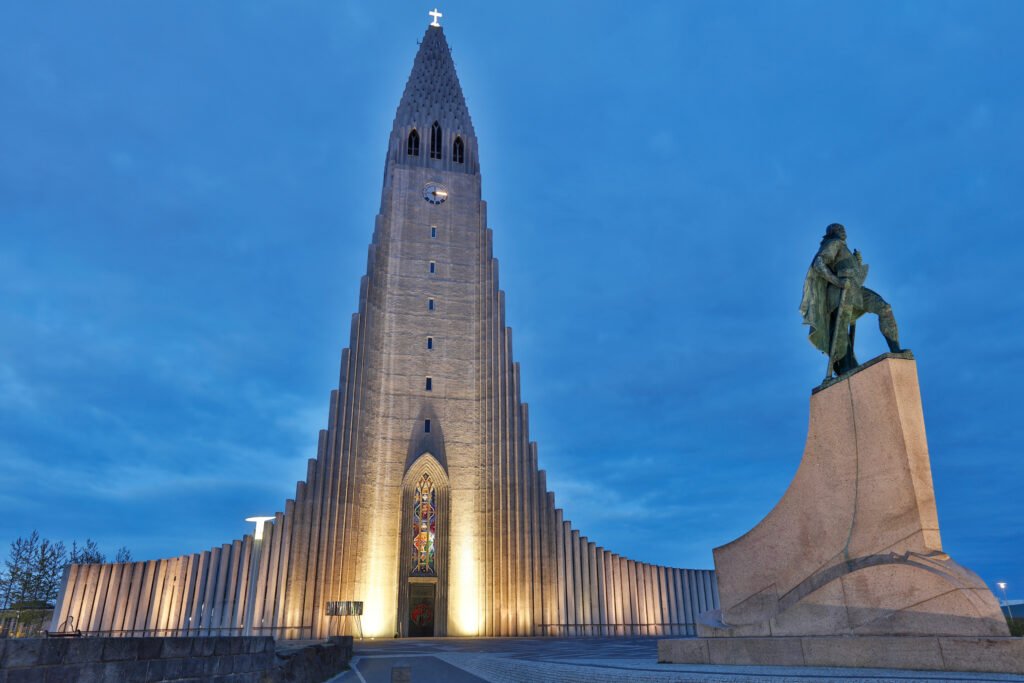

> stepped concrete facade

[{"left": 52, "top": 23, "right": 716, "bottom": 640}]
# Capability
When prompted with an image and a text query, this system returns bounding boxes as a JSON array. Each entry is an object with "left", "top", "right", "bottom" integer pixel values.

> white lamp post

[
  {"left": 246, "top": 516, "right": 275, "bottom": 540},
  {"left": 243, "top": 516, "right": 275, "bottom": 636},
  {"left": 997, "top": 582, "right": 1014, "bottom": 621}
]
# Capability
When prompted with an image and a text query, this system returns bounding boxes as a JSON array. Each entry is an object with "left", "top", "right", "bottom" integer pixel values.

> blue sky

[{"left": 2, "top": 2, "right": 1022, "bottom": 599}]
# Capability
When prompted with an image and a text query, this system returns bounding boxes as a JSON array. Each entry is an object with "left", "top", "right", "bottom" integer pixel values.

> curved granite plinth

[{"left": 699, "top": 354, "right": 1008, "bottom": 638}]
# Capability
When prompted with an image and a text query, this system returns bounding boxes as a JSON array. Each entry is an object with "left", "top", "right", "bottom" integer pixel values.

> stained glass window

[{"left": 411, "top": 473, "right": 436, "bottom": 575}]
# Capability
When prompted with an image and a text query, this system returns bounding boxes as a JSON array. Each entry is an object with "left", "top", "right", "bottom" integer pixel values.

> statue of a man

[{"left": 800, "top": 223, "right": 902, "bottom": 377}]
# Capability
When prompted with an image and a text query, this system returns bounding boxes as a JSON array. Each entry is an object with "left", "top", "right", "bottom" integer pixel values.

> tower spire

[{"left": 388, "top": 24, "right": 477, "bottom": 174}]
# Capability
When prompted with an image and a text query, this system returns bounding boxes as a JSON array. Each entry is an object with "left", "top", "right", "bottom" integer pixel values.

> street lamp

[
  {"left": 243, "top": 516, "right": 275, "bottom": 635},
  {"left": 246, "top": 516, "right": 275, "bottom": 540},
  {"left": 997, "top": 582, "right": 1014, "bottom": 621}
]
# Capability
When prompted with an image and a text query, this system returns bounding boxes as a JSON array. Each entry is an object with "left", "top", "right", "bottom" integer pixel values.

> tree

[
  {"left": 0, "top": 565, "right": 11, "bottom": 610},
  {"left": 2, "top": 531, "right": 67, "bottom": 608},
  {"left": 31, "top": 536, "right": 67, "bottom": 607},
  {"left": 69, "top": 539, "right": 104, "bottom": 565},
  {"left": 1, "top": 533, "right": 133, "bottom": 610}
]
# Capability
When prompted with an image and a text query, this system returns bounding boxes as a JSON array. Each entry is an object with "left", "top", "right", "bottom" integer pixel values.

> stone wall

[{"left": 0, "top": 635, "right": 353, "bottom": 683}]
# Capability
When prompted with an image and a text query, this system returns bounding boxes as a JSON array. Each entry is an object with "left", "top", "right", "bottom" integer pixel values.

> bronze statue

[{"left": 800, "top": 223, "right": 902, "bottom": 378}]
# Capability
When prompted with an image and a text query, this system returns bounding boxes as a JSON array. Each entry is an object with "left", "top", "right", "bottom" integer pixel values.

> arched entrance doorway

[{"left": 396, "top": 453, "right": 449, "bottom": 636}]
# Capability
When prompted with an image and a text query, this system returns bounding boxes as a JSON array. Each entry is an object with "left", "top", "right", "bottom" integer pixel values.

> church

[{"left": 51, "top": 18, "right": 717, "bottom": 640}]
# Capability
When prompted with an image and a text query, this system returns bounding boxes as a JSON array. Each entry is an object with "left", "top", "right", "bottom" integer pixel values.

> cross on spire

[{"left": 428, "top": 8, "right": 443, "bottom": 27}]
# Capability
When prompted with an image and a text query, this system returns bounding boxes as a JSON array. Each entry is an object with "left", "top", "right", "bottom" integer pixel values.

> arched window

[
  {"left": 407, "top": 129, "right": 420, "bottom": 157},
  {"left": 430, "top": 121, "right": 442, "bottom": 160},
  {"left": 411, "top": 473, "right": 436, "bottom": 576},
  {"left": 452, "top": 136, "right": 464, "bottom": 164}
]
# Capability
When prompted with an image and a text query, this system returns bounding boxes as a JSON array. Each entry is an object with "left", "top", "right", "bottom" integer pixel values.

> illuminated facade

[{"left": 52, "top": 21, "right": 717, "bottom": 639}]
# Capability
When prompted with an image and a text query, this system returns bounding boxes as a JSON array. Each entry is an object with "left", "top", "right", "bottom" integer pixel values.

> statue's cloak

[
  {"left": 800, "top": 266, "right": 831, "bottom": 353},
  {"left": 801, "top": 236, "right": 870, "bottom": 355}
]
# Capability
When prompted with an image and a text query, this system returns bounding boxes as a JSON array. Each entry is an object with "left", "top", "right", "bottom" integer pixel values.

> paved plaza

[{"left": 326, "top": 637, "right": 1024, "bottom": 683}]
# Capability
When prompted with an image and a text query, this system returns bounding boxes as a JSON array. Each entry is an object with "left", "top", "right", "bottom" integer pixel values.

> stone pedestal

[{"left": 660, "top": 354, "right": 1013, "bottom": 673}]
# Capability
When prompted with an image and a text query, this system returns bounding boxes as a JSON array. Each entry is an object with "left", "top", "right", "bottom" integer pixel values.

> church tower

[
  {"left": 52, "top": 19, "right": 717, "bottom": 640},
  {"left": 334, "top": 22, "right": 487, "bottom": 637}
]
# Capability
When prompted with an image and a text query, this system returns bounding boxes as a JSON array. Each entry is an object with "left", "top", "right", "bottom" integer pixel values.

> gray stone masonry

[{"left": 0, "top": 635, "right": 353, "bottom": 683}]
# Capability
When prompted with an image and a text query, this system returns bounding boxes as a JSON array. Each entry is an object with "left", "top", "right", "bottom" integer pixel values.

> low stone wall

[
  {"left": 0, "top": 635, "right": 353, "bottom": 682},
  {"left": 659, "top": 635, "right": 1024, "bottom": 674},
  {"left": 274, "top": 638, "right": 353, "bottom": 682}
]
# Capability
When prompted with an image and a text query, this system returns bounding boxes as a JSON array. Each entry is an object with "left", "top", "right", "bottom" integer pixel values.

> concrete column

[
  {"left": 147, "top": 560, "right": 168, "bottom": 634},
  {"left": 554, "top": 509, "right": 566, "bottom": 635},
  {"left": 202, "top": 549, "right": 222, "bottom": 634},
  {"left": 304, "top": 433, "right": 329, "bottom": 638},
  {"left": 701, "top": 570, "right": 714, "bottom": 615},
  {"left": 129, "top": 561, "right": 151, "bottom": 634},
  {"left": 563, "top": 521, "right": 575, "bottom": 632},
  {"left": 571, "top": 530, "right": 583, "bottom": 635},
  {"left": 538, "top": 479, "right": 553, "bottom": 635},
  {"left": 212, "top": 545, "right": 232, "bottom": 631},
  {"left": 586, "top": 541, "right": 598, "bottom": 635},
  {"left": 665, "top": 567, "right": 678, "bottom": 636},
  {"left": 182, "top": 552, "right": 204, "bottom": 636},
  {"left": 684, "top": 570, "right": 697, "bottom": 634},
  {"left": 611, "top": 555, "right": 623, "bottom": 636},
  {"left": 87, "top": 563, "right": 110, "bottom": 633},
  {"left": 163, "top": 557, "right": 184, "bottom": 633},
  {"left": 73, "top": 565, "right": 91, "bottom": 632},
  {"left": 626, "top": 560, "right": 638, "bottom": 636},
  {"left": 284, "top": 477, "right": 310, "bottom": 636},
  {"left": 275, "top": 500, "right": 295, "bottom": 633},
  {"left": 244, "top": 522, "right": 270, "bottom": 636},
  {"left": 673, "top": 568, "right": 686, "bottom": 635},
  {"left": 595, "top": 548, "right": 606, "bottom": 635},
  {"left": 659, "top": 566, "right": 671, "bottom": 636},
  {"left": 647, "top": 565, "right": 658, "bottom": 636},
  {"left": 261, "top": 521, "right": 280, "bottom": 630},
  {"left": 529, "top": 442, "right": 543, "bottom": 635}
]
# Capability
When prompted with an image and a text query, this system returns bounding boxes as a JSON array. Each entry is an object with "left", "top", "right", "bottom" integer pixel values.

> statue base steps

[{"left": 658, "top": 636, "right": 1024, "bottom": 674}]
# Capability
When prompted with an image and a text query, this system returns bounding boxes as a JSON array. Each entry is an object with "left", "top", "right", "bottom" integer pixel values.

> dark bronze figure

[{"left": 800, "top": 223, "right": 902, "bottom": 378}]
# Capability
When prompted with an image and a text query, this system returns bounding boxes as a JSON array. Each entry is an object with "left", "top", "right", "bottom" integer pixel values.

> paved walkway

[{"left": 326, "top": 637, "right": 1024, "bottom": 683}]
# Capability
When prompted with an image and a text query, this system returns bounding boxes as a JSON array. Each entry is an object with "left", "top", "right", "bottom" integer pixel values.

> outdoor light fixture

[
  {"left": 995, "top": 581, "right": 1014, "bottom": 620},
  {"left": 246, "top": 516, "right": 275, "bottom": 540}
]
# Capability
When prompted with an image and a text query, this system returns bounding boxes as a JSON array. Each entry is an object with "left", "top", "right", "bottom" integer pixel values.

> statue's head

[{"left": 825, "top": 223, "right": 847, "bottom": 241}]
